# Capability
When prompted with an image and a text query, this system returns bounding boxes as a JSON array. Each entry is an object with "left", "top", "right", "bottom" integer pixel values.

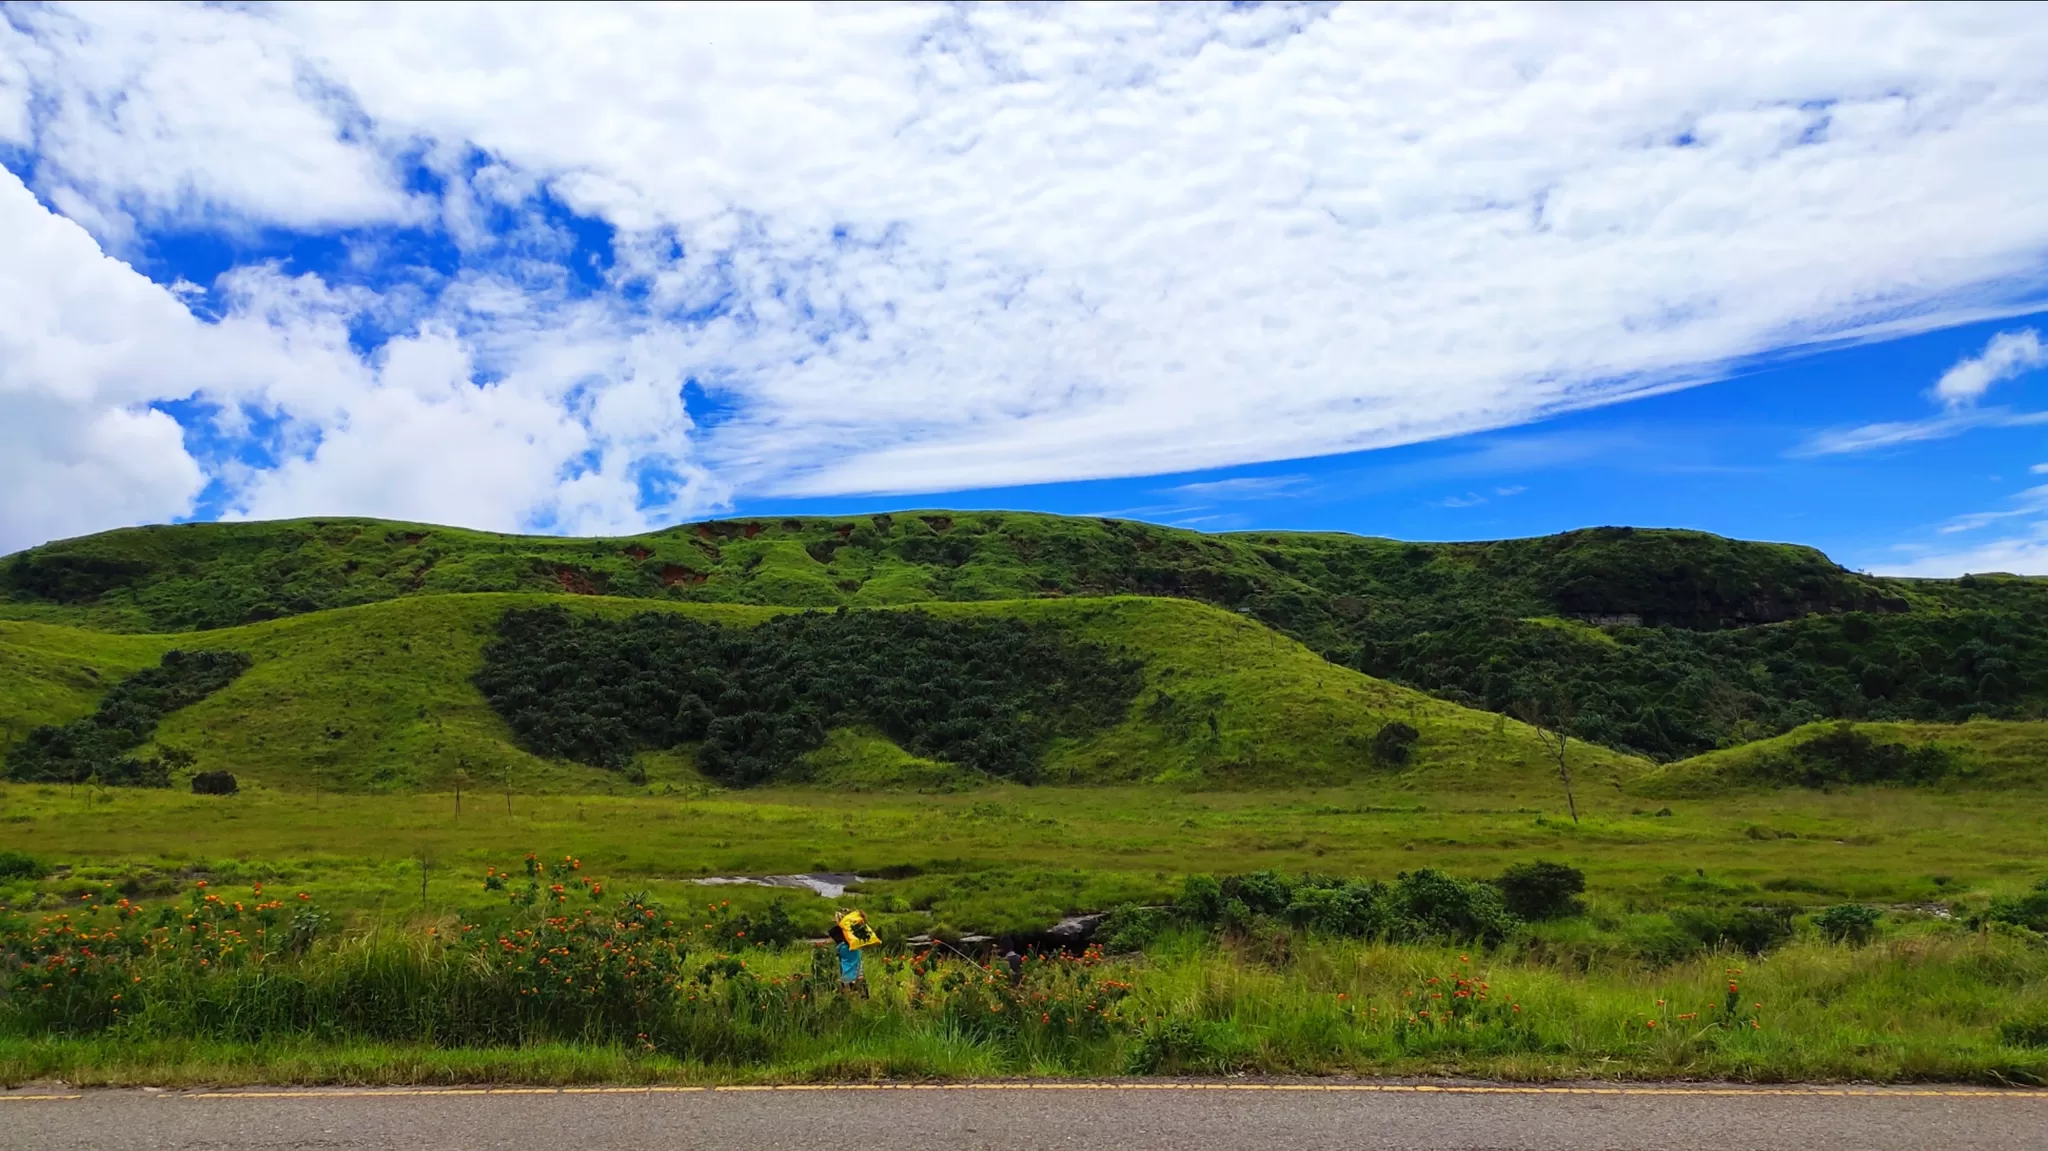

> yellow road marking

[
  {"left": 0, "top": 1094, "right": 82, "bottom": 1101},
  {"left": 149, "top": 1083, "right": 2048, "bottom": 1100}
]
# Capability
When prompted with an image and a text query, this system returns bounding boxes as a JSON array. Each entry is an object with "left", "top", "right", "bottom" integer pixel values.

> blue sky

[
  {"left": 743, "top": 311, "right": 2048, "bottom": 574},
  {"left": 4, "top": 4, "right": 2047, "bottom": 574}
]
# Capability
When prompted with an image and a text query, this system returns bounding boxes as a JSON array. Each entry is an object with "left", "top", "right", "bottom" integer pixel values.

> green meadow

[{"left": 5, "top": 511, "right": 2048, "bottom": 1085}]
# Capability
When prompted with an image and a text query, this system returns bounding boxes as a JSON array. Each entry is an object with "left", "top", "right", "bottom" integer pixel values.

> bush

[
  {"left": 1495, "top": 861, "right": 1586, "bottom": 921},
  {"left": 1388, "top": 869, "right": 1519, "bottom": 945},
  {"left": 1168, "top": 870, "right": 1515, "bottom": 945},
  {"left": 1175, "top": 875, "right": 1225, "bottom": 924},
  {"left": 1814, "top": 903, "right": 1883, "bottom": 946},
  {"left": 1752, "top": 724, "right": 1957, "bottom": 789},
  {"left": 1999, "top": 1010, "right": 2048, "bottom": 1048},
  {"left": 0, "top": 851, "right": 45, "bottom": 880},
  {"left": 1670, "top": 905, "right": 1795, "bottom": 955},
  {"left": 1100, "top": 904, "right": 1175, "bottom": 952},
  {"left": 191, "top": 771, "right": 239, "bottom": 796},
  {"left": 476, "top": 606, "right": 1142, "bottom": 786},
  {"left": 5, "top": 650, "right": 251, "bottom": 785},
  {"left": 1980, "top": 880, "right": 2048, "bottom": 934},
  {"left": 1369, "top": 721, "right": 1419, "bottom": 767}
]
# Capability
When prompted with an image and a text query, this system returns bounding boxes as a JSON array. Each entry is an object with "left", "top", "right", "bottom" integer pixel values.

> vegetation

[
  {"left": 10, "top": 854, "right": 2048, "bottom": 1086},
  {"left": 4, "top": 649, "right": 250, "bottom": 786},
  {"left": 4, "top": 509, "right": 2048, "bottom": 1085},
  {"left": 0, "top": 594, "right": 1643, "bottom": 794},
  {"left": 6, "top": 513, "right": 2044, "bottom": 763},
  {"left": 477, "top": 606, "right": 1142, "bottom": 786}
]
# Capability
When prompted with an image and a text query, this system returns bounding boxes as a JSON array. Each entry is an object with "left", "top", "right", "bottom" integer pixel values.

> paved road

[{"left": 5, "top": 1081, "right": 2046, "bottom": 1150}]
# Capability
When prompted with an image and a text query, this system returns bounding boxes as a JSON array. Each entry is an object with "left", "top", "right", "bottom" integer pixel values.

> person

[{"left": 829, "top": 921, "right": 868, "bottom": 997}]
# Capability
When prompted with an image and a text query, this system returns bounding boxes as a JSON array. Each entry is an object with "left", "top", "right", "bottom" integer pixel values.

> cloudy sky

[{"left": 3, "top": 2, "right": 2047, "bottom": 574}]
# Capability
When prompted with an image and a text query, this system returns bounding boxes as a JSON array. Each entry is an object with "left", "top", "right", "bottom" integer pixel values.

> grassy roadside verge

[{"left": 8, "top": 882, "right": 2048, "bottom": 1088}]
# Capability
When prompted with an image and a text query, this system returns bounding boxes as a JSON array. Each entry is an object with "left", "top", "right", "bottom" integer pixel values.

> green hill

[
  {"left": 1636, "top": 718, "right": 2048, "bottom": 797},
  {"left": 5, "top": 511, "right": 2046, "bottom": 763},
  {"left": 0, "top": 594, "right": 1648, "bottom": 794}
]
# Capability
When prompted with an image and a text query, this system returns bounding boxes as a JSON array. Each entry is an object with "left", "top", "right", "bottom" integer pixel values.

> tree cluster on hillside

[
  {"left": 10, "top": 513, "right": 2045, "bottom": 762},
  {"left": 474, "top": 606, "right": 1144, "bottom": 786},
  {"left": 4, "top": 649, "right": 251, "bottom": 785}
]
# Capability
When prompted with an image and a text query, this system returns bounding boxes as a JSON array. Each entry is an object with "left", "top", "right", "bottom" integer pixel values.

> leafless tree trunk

[{"left": 1514, "top": 694, "right": 1580, "bottom": 825}]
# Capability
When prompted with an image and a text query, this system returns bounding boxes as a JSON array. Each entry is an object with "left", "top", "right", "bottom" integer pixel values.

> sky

[{"left": 2, "top": 3, "right": 2047, "bottom": 575}]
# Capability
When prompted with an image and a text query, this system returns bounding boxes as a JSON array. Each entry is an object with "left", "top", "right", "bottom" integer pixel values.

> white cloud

[
  {"left": 2034, "top": 463, "right": 2048, "bottom": 474},
  {"left": 1877, "top": 529, "right": 2048, "bottom": 578},
  {"left": 1803, "top": 326, "right": 2048, "bottom": 456},
  {"left": 0, "top": 165, "right": 720, "bottom": 551},
  {"left": 1165, "top": 475, "right": 1312, "bottom": 500},
  {"left": 0, "top": 166, "right": 210, "bottom": 549},
  {"left": 1934, "top": 329, "right": 2048, "bottom": 407},
  {"left": 1937, "top": 484, "right": 2048, "bottom": 534},
  {"left": 1802, "top": 406, "right": 2048, "bottom": 455},
  {"left": 6, "top": 3, "right": 2048, "bottom": 544}
]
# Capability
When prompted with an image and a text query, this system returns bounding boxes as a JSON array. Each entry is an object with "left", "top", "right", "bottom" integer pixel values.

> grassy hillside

[
  {"left": 6, "top": 511, "right": 2046, "bottom": 762},
  {"left": 1636, "top": 718, "right": 2048, "bottom": 797},
  {"left": 1, "top": 594, "right": 1647, "bottom": 794}
]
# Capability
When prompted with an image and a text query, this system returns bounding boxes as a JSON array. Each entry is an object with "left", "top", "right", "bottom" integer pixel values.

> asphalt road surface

[{"left": 5, "top": 1081, "right": 2047, "bottom": 1150}]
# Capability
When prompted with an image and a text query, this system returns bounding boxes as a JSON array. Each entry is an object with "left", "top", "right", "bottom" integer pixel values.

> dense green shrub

[
  {"left": 1169, "top": 869, "right": 1518, "bottom": 946},
  {"left": 1979, "top": 880, "right": 2048, "bottom": 935},
  {"left": 1751, "top": 725, "right": 1957, "bottom": 788},
  {"left": 191, "top": 770, "right": 239, "bottom": 796},
  {"left": 1813, "top": 903, "right": 1883, "bottom": 946},
  {"left": 1999, "top": 1010, "right": 2048, "bottom": 1048},
  {"left": 4, "top": 650, "right": 251, "bottom": 785},
  {"left": 1670, "top": 905, "right": 1796, "bottom": 955},
  {"left": 1369, "top": 721, "right": 1419, "bottom": 766},
  {"left": 0, "top": 851, "right": 45, "bottom": 880},
  {"left": 1494, "top": 861, "right": 1587, "bottom": 921},
  {"left": 476, "top": 606, "right": 1143, "bottom": 786}
]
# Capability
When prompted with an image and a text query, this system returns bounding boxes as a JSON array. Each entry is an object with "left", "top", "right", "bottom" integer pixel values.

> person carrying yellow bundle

[
  {"left": 837, "top": 908, "right": 881, "bottom": 949},
  {"left": 829, "top": 909, "right": 878, "bottom": 996}
]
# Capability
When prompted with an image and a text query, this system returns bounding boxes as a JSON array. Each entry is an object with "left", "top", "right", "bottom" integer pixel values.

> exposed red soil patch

[
  {"left": 920, "top": 515, "right": 954, "bottom": 532},
  {"left": 741, "top": 521, "right": 763, "bottom": 538},
  {"left": 552, "top": 565, "right": 609, "bottom": 595},
  {"left": 661, "top": 564, "right": 708, "bottom": 587},
  {"left": 404, "top": 533, "right": 426, "bottom": 546},
  {"left": 834, "top": 523, "right": 855, "bottom": 539},
  {"left": 622, "top": 545, "right": 652, "bottom": 561}
]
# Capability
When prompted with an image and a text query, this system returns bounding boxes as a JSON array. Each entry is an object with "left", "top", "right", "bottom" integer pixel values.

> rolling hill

[
  {"left": 3, "top": 509, "right": 2045, "bottom": 776},
  {"left": 0, "top": 594, "right": 1648, "bottom": 793}
]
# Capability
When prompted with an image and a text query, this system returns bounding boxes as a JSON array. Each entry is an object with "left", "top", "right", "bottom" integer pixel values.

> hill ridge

[{"left": 5, "top": 511, "right": 2045, "bottom": 763}]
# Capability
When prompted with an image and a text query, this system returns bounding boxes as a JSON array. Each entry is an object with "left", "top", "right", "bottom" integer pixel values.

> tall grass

[{"left": 9, "top": 876, "right": 2048, "bottom": 1085}]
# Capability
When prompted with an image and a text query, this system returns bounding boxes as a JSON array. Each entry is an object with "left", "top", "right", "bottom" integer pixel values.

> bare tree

[{"left": 1513, "top": 688, "right": 1580, "bottom": 825}]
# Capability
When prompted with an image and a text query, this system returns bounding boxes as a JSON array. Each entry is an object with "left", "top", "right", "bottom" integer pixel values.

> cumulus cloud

[
  {"left": 6, "top": 3, "right": 2048, "bottom": 546},
  {"left": 0, "top": 166, "right": 210, "bottom": 549},
  {"left": 0, "top": 164, "right": 718, "bottom": 551},
  {"left": 1934, "top": 329, "right": 2048, "bottom": 407}
]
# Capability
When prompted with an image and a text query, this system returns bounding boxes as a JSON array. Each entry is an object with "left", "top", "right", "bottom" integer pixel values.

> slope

[
  {"left": 1634, "top": 718, "right": 2048, "bottom": 797},
  {"left": 0, "top": 593, "right": 1648, "bottom": 794},
  {"left": 6, "top": 511, "right": 2045, "bottom": 762}
]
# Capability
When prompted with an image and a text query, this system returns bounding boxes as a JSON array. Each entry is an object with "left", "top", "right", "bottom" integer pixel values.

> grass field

[{"left": 6, "top": 777, "right": 2048, "bottom": 1086}]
